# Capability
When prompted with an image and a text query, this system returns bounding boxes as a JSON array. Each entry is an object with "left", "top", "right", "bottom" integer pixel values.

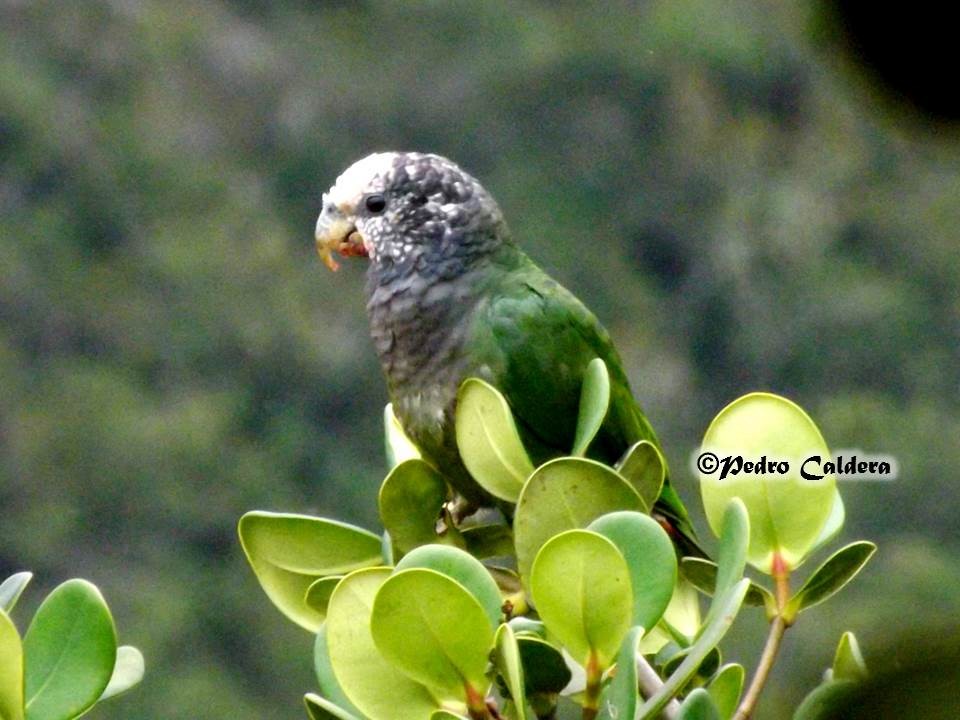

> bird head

[{"left": 315, "top": 152, "right": 506, "bottom": 272}]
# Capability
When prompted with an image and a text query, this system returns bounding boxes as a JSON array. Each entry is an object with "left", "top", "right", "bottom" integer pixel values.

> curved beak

[{"left": 314, "top": 198, "right": 368, "bottom": 271}]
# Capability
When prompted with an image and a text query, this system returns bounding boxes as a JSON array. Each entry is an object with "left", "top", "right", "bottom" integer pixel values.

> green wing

[
  {"left": 471, "top": 267, "right": 653, "bottom": 464},
  {"left": 466, "top": 258, "right": 697, "bottom": 544}
]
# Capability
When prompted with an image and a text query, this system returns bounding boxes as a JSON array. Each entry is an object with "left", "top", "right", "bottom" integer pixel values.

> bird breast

[{"left": 366, "top": 272, "right": 482, "bottom": 435}]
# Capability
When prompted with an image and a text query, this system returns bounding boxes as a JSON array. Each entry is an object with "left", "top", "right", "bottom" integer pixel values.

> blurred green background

[{"left": 1, "top": 1, "right": 958, "bottom": 718}]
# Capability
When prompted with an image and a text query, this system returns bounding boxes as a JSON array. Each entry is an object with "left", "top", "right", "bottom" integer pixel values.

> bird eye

[{"left": 364, "top": 194, "right": 387, "bottom": 214}]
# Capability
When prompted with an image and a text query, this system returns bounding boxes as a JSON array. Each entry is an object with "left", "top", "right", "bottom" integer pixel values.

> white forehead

[{"left": 327, "top": 152, "right": 399, "bottom": 208}]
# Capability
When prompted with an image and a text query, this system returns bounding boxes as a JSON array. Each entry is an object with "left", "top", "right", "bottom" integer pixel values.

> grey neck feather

[{"left": 364, "top": 239, "right": 502, "bottom": 397}]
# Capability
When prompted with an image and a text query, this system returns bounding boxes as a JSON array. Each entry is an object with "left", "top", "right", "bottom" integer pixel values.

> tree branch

[
  {"left": 733, "top": 553, "right": 791, "bottom": 720},
  {"left": 636, "top": 654, "right": 681, "bottom": 719}
]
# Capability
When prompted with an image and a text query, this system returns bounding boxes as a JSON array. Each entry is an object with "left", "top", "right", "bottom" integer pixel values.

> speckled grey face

[{"left": 315, "top": 152, "right": 506, "bottom": 273}]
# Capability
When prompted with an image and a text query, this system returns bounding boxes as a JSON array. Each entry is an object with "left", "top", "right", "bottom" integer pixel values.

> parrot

[{"left": 314, "top": 151, "right": 698, "bottom": 552}]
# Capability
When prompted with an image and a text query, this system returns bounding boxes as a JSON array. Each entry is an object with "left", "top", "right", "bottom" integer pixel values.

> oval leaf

[
  {"left": 371, "top": 569, "right": 494, "bottom": 700},
  {"left": 394, "top": 545, "right": 503, "bottom": 629},
  {"left": 509, "top": 617, "right": 546, "bottom": 638},
  {"left": 530, "top": 530, "right": 633, "bottom": 668},
  {"left": 238, "top": 512, "right": 382, "bottom": 631},
  {"left": 0, "top": 573, "right": 32, "bottom": 615},
  {"left": 663, "top": 646, "right": 722, "bottom": 682},
  {"left": 314, "top": 625, "right": 363, "bottom": 718},
  {"left": 326, "top": 568, "right": 437, "bottom": 720},
  {"left": 517, "top": 636, "right": 571, "bottom": 695},
  {"left": 810, "top": 490, "right": 845, "bottom": 554},
  {"left": 493, "top": 623, "right": 527, "bottom": 720},
  {"left": 487, "top": 566, "right": 522, "bottom": 598},
  {"left": 304, "top": 692, "right": 362, "bottom": 720},
  {"left": 679, "top": 557, "right": 774, "bottom": 612},
  {"left": 379, "top": 460, "right": 457, "bottom": 554},
  {"left": 707, "top": 663, "right": 745, "bottom": 720},
  {"left": 381, "top": 532, "right": 395, "bottom": 566},
  {"left": 305, "top": 577, "right": 343, "bottom": 616},
  {"left": 99, "top": 645, "right": 145, "bottom": 701},
  {"left": 714, "top": 499, "right": 749, "bottom": 603},
  {"left": 616, "top": 441, "right": 666, "bottom": 510},
  {"left": 657, "top": 578, "right": 703, "bottom": 646},
  {"left": 514, "top": 457, "right": 646, "bottom": 583},
  {"left": 456, "top": 378, "right": 535, "bottom": 502},
  {"left": 698, "top": 393, "right": 837, "bottom": 572},
  {"left": 572, "top": 358, "right": 611, "bottom": 456},
  {"left": 792, "top": 680, "right": 857, "bottom": 720},
  {"left": 832, "top": 631, "right": 867, "bottom": 682},
  {"left": 0, "top": 610, "right": 24, "bottom": 720},
  {"left": 787, "top": 541, "right": 877, "bottom": 618},
  {"left": 598, "top": 626, "right": 643, "bottom": 720},
  {"left": 385, "top": 403, "right": 421, "bottom": 469},
  {"left": 461, "top": 525, "right": 514, "bottom": 560},
  {"left": 23, "top": 579, "right": 117, "bottom": 720},
  {"left": 589, "top": 512, "right": 677, "bottom": 631},
  {"left": 637, "top": 580, "right": 749, "bottom": 719},
  {"left": 677, "top": 688, "right": 721, "bottom": 720}
]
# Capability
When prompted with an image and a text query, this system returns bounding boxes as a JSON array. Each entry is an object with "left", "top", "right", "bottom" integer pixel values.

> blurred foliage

[{"left": 1, "top": 1, "right": 958, "bottom": 718}]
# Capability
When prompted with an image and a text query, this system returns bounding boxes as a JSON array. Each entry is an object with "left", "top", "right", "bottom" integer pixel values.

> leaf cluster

[
  {"left": 0, "top": 573, "right": 143, "bottom": 720},
  {"left": 240, "top": 365, "right": 876, "bottom": 719}
]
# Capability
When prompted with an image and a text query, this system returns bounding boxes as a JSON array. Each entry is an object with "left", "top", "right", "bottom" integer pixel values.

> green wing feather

[{"left": 466, "top": 256, "right": 696, "bottom": 542}]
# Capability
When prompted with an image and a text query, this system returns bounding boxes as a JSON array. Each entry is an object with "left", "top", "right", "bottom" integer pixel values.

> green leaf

[
  {"left": 23, "top": 579, "right": 117, "bottom": 720},
  {"left": 714, "top": 500, "right": 748, "bottom": 603},
  {"left": 792, "top": 680, "right": 857, "bottom": 720},
  {"left": 238, "top": 512, "right": 382, "bottom": 631},
  {"left": 486, "top": 566, "right": 522, "bottom": 597},
  {"left": 832, "top": 632, "right": 867, "bottom": 682},
  {"left": 99, "top": 646, "right": 144, "bottom": 701},
  {"left": 701, "top": 499, "right": 750, "bottom": 631},
  {"left": 679, "top": 558, "right": 774, "bottom": 611},
  {"left": 663, "top": 647, "right": 721, "bottom": 683},
  {"left": 653, "top": 578, "right": 702, "bottom": 649},
  {"left": 0, "top": 609, "right": 24, "bottom": 720},
  {"left": 786, "top": 542, "right": 877, "bottom": 619},
  {"left": 529, "top": 530, "right": 633, "bottom": 669},
  {"left": 677, "top": 688, "right": 721, "bottom": 720},
  {"left": 516, "top": 636, "right": 570, "bottom": 696},
  {"left": 514, "top": 457, "right": 645, "bottom": 583},
  {"left": 381, "top": 532, "right": 395, "bottom": 566},
  {"left": 430, "top": 712, "right": 469, "bottom": 720},
  {"left": 571, "top": 358, "right": 610, "bottom": 456},
  {"left": 305, "top": 577, "right": 343, "bottom": 616},
  {"left": 314, "top": 625, "right": 363, "bottom": 718},
  {"left": 394, "top": 545, "right": 502, "bottom": 629},
  {"left": 698, "top": 393, "right": 837, "bottom": 573},
  {"left": 616, "top": 441, "right": 666, "bottom": 511},
  {"left": 493, "top": 623, "right": 527, "bottom": 720},
  {"left": 371, "top": 569, "right": 494, "bottom": 700},
  {"left": 810, "top": 490, "right": 845, "bottom": 554},
  {"left": 379, "top": 460, "right": 458, "bottom": 554},
  {"left": 508, "top": 617, "right": 545, "bottom": 638},
  {"left": 456, "top": 378, "right": 535, "bottom": 502},
  {"left": 637, "top": 580, "right": 749, "bottom": 719},
  {"left": 706, "top": 664, "right": 744, "bottom": 720},
  {"left": 0, "top": 573, "right": 32, "bottom": 615},
  {"left": 588, "top": 512, "right": 676, "bottom": 631},
  {"left": 304, "top": 692, "right": 362, "bottom": 720},
  {"left": 325, "top": 568, "right": 438, "bottom": 720},
  {"left": 384, "top": 403, "right": 421, "bottom": 469},
  {"left": 461, "top": 525, "right": 514, "bottom": 559},
  {"left": 598, "top": 626, "right": 642, "bottom": 720}
]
